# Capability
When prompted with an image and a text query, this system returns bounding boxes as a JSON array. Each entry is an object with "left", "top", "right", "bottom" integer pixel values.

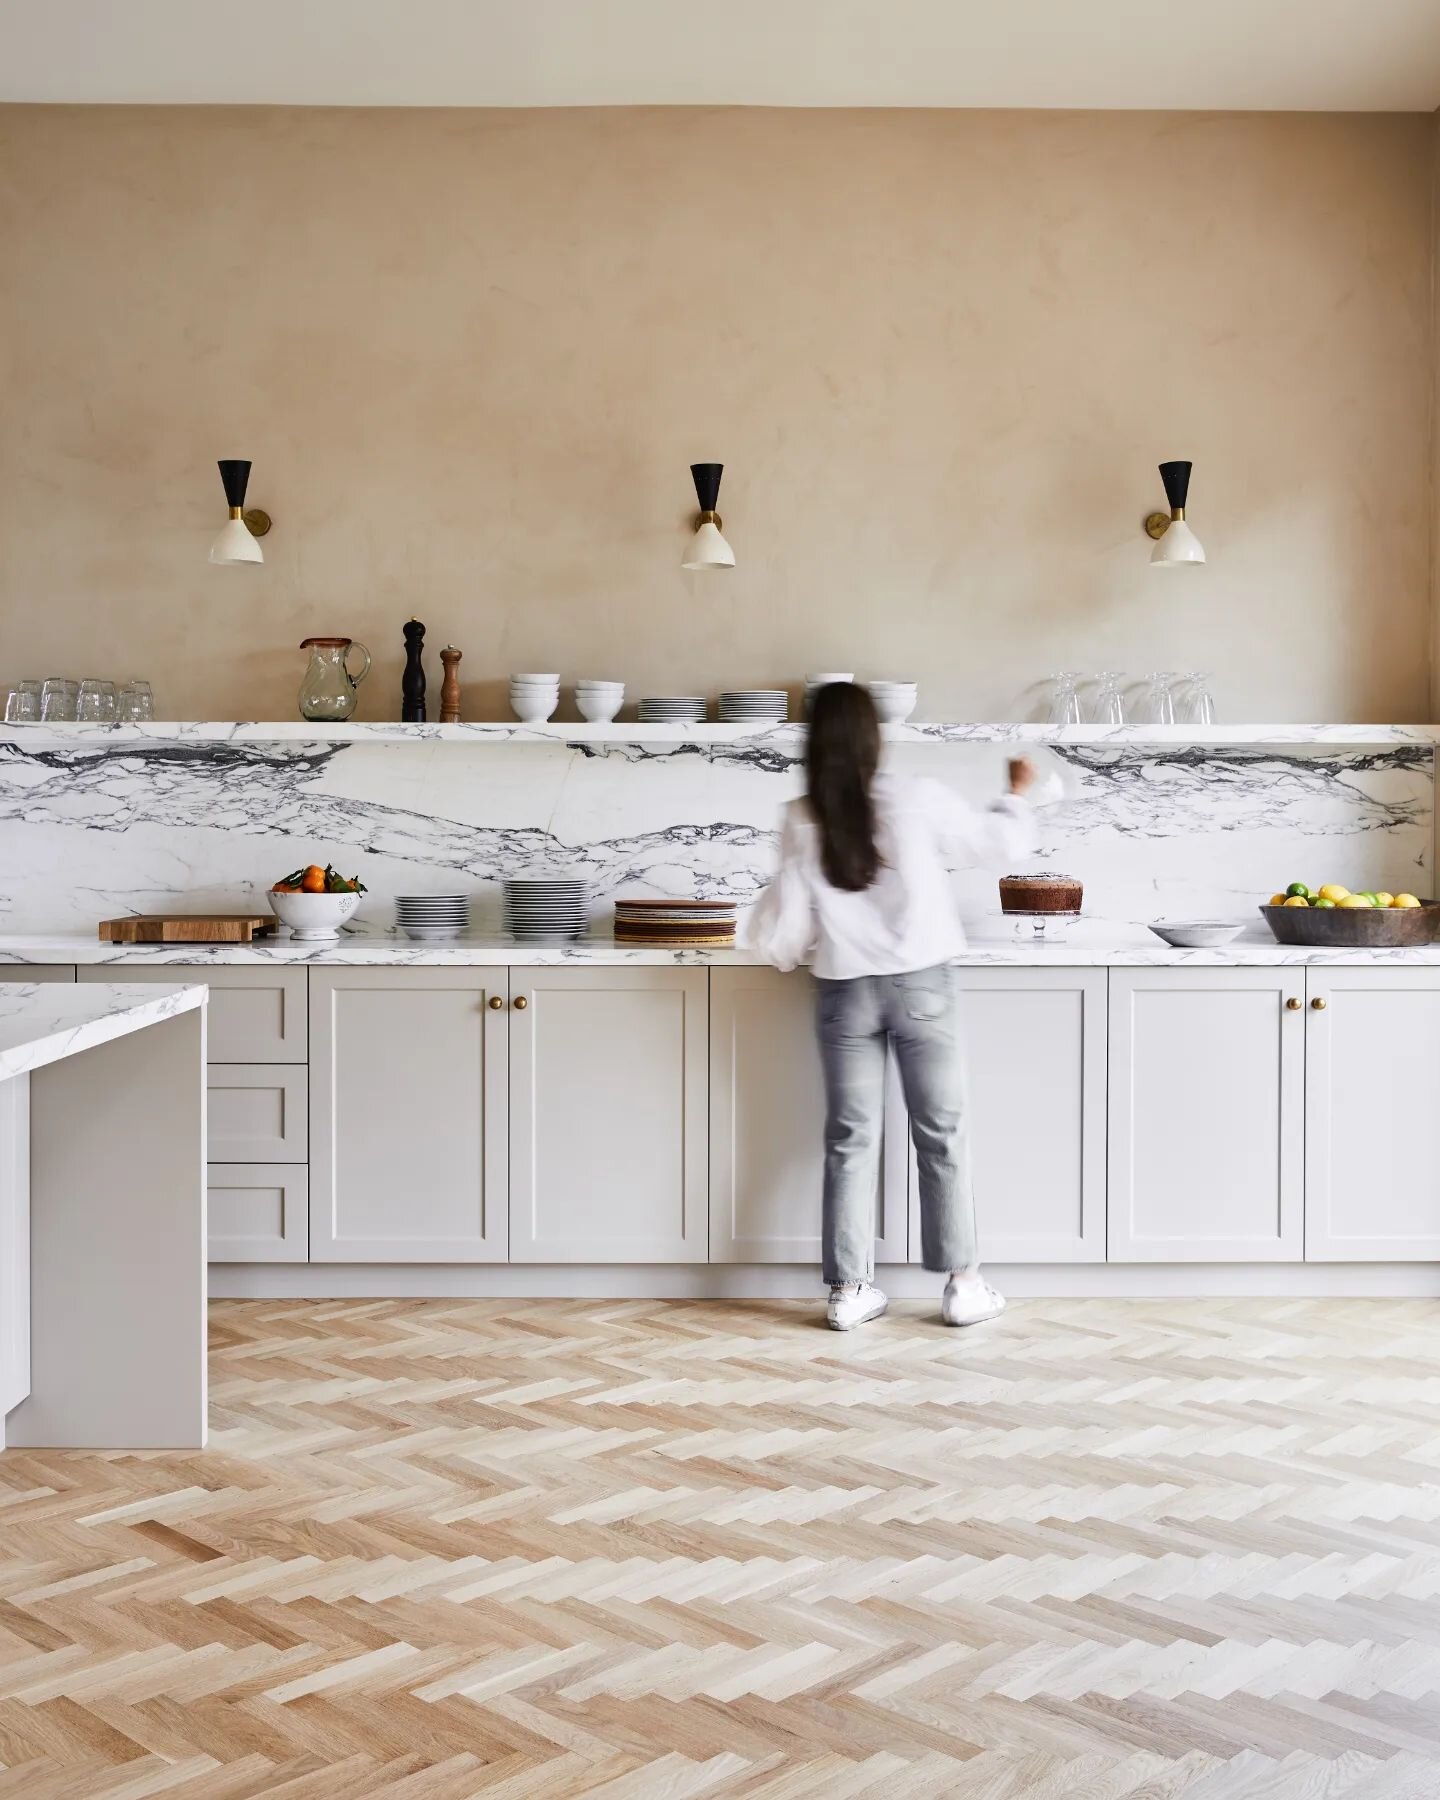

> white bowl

[
  {"left": 1147, "top": 920, "right": 1246, "bottom": 949},
  {"left": 871, "top": 691, "right": 918, "bottom": 723},
  {"left": 805, "top": 673, "right": 854, "bottom": 687},
  {"left": 576, "top": 692, "right": 624, "bottom": 723},
  {"left": 511, "top": 694, "right": 558, "bottom": 723},
  {"left": 268, "top": 888, "right": 361, "bottom": 940},
  {"left": 511, "top": 672, "right": 559, "bottom": 684},
  {"left": 575, "top": 679, "right": 624, "bottom": 690}
]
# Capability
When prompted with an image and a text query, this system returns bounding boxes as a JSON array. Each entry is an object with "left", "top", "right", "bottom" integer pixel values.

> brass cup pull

[
  {"left": 513, "top": 995, "right": 528, "bottom": 1010},
  {"left": 1285, "top": 997, "right": 1302, "bottom": 1011},
  {"left": 487, "top": 995, "right": 503, "bottom": 1010},
  {"left": 1311, "top": 996, "right": 1328, "bottom": 1010}
]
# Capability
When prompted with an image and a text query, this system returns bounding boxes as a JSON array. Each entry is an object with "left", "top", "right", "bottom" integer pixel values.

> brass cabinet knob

[
  {"left": 513, "top": 995, "right": 528, "bottom": 1010},
  {"left": 1285, "top": 996, "right": 1302, "bottom": 1011},
  {"left": 487, "top": 995, "right": 503, "bottom": 1010},
  {"left": 1311, "top": 996, "right": 1328, "bottom": 1010}
]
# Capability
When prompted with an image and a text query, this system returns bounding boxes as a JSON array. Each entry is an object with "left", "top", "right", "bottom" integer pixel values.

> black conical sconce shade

[
  {"left": 218, "top": 459, "right": 253, "bottom": 509},
  {"left": 1158, "top": 460, "right": 1192, "bottom": 511},
  {"left": 690, "top": 463, "right": 723, "bottom": 512}
]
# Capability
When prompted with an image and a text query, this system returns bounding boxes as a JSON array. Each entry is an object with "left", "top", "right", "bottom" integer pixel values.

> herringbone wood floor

[{"left": 3, "top": 1298, "right": 1440, "bottom": 1797}]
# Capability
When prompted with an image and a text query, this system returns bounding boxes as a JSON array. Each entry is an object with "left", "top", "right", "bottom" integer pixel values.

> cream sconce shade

[
  {"left": 682, "top": 462, "right": 735, "bottom": 570},
  {"left": 1145, "top": 460, "right": 1205, "bottom": 566},
  {"left": 209, "top": 459, "right": 270, "bottom": 565}
]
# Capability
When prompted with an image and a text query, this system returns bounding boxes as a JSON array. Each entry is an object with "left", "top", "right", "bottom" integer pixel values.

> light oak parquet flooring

[{"left": 3, "top": 1296, "right": 1440, "bottom": 1796}]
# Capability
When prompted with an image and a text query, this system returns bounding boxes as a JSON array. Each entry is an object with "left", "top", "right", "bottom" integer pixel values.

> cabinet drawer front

[
  {"left": 208, "top": 1164, "right": 308, "bottom": 1263},
  {"left": 207, "top": 1065, "right": 308, "bottom": 1162},
  {"left": 79, "top": 966, "right": 307, "bottom": 1061}
]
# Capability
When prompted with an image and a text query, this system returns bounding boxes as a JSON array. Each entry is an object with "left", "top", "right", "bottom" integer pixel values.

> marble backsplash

[{"left": 0, "top": 728, "right": 1431, "bottom": 934}]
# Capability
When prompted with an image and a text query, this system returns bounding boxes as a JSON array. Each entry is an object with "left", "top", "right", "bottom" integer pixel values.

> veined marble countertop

[
  {"left": 0, "top": 980, "right": 206, "bottom": 1080},
  {"left": 3, "top": 925, "right": 1440, "bottom": 968}
]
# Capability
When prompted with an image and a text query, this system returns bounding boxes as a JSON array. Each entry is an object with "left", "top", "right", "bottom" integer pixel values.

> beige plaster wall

[{"left": 0, "top": 104, "right": 1434, "bottom": 723}]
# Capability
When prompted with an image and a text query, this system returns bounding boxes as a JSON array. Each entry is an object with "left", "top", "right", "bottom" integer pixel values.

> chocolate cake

[{"left": 998, "top": 873, "right": 1084, "bottom": 915}]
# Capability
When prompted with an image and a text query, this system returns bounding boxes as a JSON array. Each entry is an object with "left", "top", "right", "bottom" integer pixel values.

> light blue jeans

[{"left": 815, "top": 963, "right": 978, "bottom": 1285}]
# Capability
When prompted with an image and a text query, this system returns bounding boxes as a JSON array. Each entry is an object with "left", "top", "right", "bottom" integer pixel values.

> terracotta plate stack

[{"left": 613, "top": 898, "right": 737, "bottom": 948}]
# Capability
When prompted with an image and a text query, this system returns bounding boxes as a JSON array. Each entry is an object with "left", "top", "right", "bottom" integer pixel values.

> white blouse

[{"left": 744, "top": 772, "right": 1037, "bottom": 979}]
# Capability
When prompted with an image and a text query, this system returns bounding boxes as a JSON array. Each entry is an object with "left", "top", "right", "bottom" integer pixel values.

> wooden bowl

[{"left": 1259, "top": 901, "right": 1440, "bottom": 947}]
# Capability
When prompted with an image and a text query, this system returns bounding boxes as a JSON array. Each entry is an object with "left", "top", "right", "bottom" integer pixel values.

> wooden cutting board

[{"left": 98, "top": 913, "right": 279, "bottom": 944}]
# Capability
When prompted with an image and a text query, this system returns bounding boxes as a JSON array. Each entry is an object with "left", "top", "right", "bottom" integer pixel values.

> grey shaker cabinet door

[
  {"left": 78, "top": 965, "right": 308, "bottom": 1062},
  {"left": 910, "top": 967, "right": 1106, "bottom": 1264},
  {"left": 309, "top": 968, "right": 509, "bottom": 1262},
  {"left": 1107, "top": 968, "right": 1304, "bottom": 1261},
  {"left": 708, "top": 966, "right": 907, "bottom": 1264},
  {"left": 508, "top": 966, "right": 708, "bottom": 1262}
]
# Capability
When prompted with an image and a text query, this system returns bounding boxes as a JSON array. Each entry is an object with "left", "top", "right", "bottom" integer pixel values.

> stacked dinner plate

[
  {"left": 613, "top": 898, "right": 738, "bottom": 947},
  {"left": 395, "top": 894, "right": 471, "bottom": 940},
  {"left": 504, "top": 876, "right": 589, "bottom": 941},
  {"left": 637, "top": 695, "right": 707, "bottom": 723},
  {"left": 718, "top": 689, "right": 788, "bottom": 724}
]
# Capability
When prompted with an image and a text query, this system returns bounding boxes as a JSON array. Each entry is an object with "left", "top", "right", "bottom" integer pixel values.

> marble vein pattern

[
  {"left": 0, "top": 731, "right": 1430, "bottom": 935},
  {"left": 0, "top": 980, "right": 205, "bottom": 1080}
]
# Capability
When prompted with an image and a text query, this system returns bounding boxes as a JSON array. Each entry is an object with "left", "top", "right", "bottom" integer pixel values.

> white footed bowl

[
  {"left": 268, "top": 889, "right": 361, "bottom": 940},
  {"left": 511, "top": 694, "right": 559, "bottom": 723},
  {"left": 576, "top": 693, "right": 624, "bottom": 722}
]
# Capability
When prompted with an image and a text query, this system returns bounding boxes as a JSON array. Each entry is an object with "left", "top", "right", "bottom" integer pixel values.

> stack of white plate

[
  {"left": 504, "top": 877, "right": 588, "bottom": 941},
  {"left": 718, "top": 689, "right": 788, "bottom": 723},
  {"left": 575, "top": 678, "right": 625, "bottom": 723},
  {"left": 395, "top": 894, "right": 471, "bottom": 940},
  {"left": 867, "top": 679, "right": 919, "bottom": 723},
  {"left": 510, "top": 673, "right": 560, "bottom": 723},
  {"left": 637, "top": 696, "right": 707, "bottom": 723}
]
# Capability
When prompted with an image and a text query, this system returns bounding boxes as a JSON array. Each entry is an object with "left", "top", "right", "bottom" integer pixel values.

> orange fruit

[{"left": 301, "top": 864, "right": 326, "bottom": 893}]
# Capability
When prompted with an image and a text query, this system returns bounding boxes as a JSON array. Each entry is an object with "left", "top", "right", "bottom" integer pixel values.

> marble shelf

[{"left": 2, "top": 721, "right": 1438, "bottom": 748}]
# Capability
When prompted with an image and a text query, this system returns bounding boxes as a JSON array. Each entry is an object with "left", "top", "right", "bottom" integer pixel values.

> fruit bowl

[
  {"left": 268, "top": 889, "right": 361, "bottom": 940},
  {"left": 1260, "top": 901, "right": 1440, "bottom": 947}
]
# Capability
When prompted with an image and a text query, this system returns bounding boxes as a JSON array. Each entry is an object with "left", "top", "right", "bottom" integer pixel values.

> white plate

[{"left": 1147, "top": 921, "right": 1246, "bottom": 948}]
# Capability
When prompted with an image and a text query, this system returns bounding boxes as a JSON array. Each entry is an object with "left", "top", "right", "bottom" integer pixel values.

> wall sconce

[
  {"left": 209, "top": 459, "right": 271, "bottom": 565},
  {"left": 681, "top": 463, "right": 735, "bottom": 571},
  {"left": 1144, "top": 460, "right": 1205, "bottom": 566}
]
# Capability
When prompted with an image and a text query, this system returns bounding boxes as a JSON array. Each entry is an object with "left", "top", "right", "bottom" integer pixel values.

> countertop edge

[{"left": 0, "top": 981, "right": 207, "bottom": 1080}]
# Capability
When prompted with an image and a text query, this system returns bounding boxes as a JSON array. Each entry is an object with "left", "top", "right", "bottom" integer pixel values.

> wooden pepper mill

[
  {"left": 401, "top": 618, "right": 427, "bottom": 723},
  {"left": 439, "top": 646, "right": 462, "bottom": 724}
]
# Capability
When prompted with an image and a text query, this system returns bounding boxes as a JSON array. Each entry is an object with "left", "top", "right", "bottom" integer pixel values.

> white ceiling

[{"left": 4, "top": 0, "right": 1439, "bottom": 111}]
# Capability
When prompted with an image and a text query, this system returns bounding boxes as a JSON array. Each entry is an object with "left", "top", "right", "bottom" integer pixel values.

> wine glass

[
  {"left": 1176, "top": 672, "right": 1216, "bottom": 725},
  {"left": 1134, "top": 671, "right": 1177, "bottom": 725},
  {"left": 1089, "top": 671, "right": 1126, "bottom": 725},
  {"left": 1047, "top": 672, "right": 1083, "bottom": 727}
]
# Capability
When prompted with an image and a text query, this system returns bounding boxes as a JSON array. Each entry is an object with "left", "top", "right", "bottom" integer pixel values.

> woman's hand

[{"left": 1007, "top": 756, "right": 1037, "bottom": 797}]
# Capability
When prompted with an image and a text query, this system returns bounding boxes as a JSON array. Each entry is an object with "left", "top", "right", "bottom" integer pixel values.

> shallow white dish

[
  {"left": 1147, "top": 920, "right": 1246, "bottom": 948},
  {"left": 268, "top": 889, "right": 361, "bottom": 940}
]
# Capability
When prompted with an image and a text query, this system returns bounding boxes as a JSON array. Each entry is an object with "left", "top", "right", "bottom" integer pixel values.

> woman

[{"left": 746, "top": 682, "right": 1038, "bottom": 1331}]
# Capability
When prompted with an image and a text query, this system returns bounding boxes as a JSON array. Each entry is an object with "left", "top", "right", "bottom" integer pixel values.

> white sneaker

[
  {"left": 827, "top": 1282, "right": 888, "bottom": 1332},
  {"left": 942, "top": 1270, "right": 1006, "bottom": 1327}
]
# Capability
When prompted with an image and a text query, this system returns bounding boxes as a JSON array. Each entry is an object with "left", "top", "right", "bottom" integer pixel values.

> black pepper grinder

[{"left": 401, "top": 618, "right": 427, "bottom": 722}]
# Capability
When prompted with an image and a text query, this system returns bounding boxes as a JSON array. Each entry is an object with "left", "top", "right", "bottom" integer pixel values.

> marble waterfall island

[{"left": 0, "top": 722, "right": 1429, "bottom": 939}]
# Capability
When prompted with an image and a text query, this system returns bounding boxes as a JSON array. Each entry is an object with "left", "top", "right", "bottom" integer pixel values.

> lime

[
  {"left": 1313, "top": 897, "right": 1337, "bottom": 909},
  {"left": 1285, "top": 882, "right": 1310, "bottom": 899}
]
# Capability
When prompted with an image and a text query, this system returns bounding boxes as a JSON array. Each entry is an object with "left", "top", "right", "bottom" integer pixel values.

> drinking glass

[
  {"left": 4, "top": 680, "right": 42, "bottom": 724},
  {"left": 1176, "top": 672, "right": 1216, "bottom": 725},
  {"left": 1047, "top": 672, "right": 1083, "bottom": 727},
  {"left": 77, "top": 678, "right": 118, "bottom": 722},
  {"left": 118, "top": 679, "right": 154, "bottom": 721},
  {"left": 40, "top": 677, "right": 79, "bottom": 721},
  {"left": 1089, "top": 671, "right": 1127, "bottom": 725},
  {"left": 1134, "top": 671, "right": 1177, "bottom": 725}
]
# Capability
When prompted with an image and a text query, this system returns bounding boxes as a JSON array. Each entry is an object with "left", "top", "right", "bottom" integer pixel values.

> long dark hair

[{"left": 806, "top": 682, "right": 882, "bottom": 891}]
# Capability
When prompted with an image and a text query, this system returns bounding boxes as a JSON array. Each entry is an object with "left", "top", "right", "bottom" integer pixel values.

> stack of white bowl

[
  {"left": 718, "top": 689, "right": 788, "bottom": 723},
  {"left": 395, "top": 894, "right": 471, "bottom": 940},
  {"left": 637, "top": 696, "right": 707, "bottom": 723},
  {"left": 503, "top": 877, "right": 589, "bottom": 942},
  {"left": 868, "top": 680, "right": 919, "bottom": 723},
  {"left": 575, "top": 679, "right": 625, "bottom": 723},
  {"left": 803, "top": 672, "right": 854, "bottom": 715},
  {"left": 510, "top": 673, "right": 560, "bottom": 723}
]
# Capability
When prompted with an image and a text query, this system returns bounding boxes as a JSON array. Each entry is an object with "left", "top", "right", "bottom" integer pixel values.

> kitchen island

[
  {"left": 0, "top": 933, "right": 1437, "bottom": 1301},
  {"left": 0, "top": 980, "right": 207, "bottom": 1449}
]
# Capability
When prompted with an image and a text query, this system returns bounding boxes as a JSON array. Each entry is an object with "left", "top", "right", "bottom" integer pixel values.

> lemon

[
  {"left": 1282, "top": 895, "right": 1311, "bottom": 908},
  {"left": 1267, "top": 892, "right": 1288, "bottom": 907},
  {"left": 1374, "top": 892, "right": 1394, "bottom": 908},
  {"left": 1393, "top": 893, "right": 1422, "bottom": 909},
  {"left": 1313, "top": 897, "right": 1337, "bottom": 908},
  {"left": 1285, "top": 882, "right": 1311, "bottom": 899},
  {"left": 1317, "top": 884, "right": 1350, "bottom": 902},
  {"left": 1337, "top": 894, "right": 1373, "bottom": 908}
]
